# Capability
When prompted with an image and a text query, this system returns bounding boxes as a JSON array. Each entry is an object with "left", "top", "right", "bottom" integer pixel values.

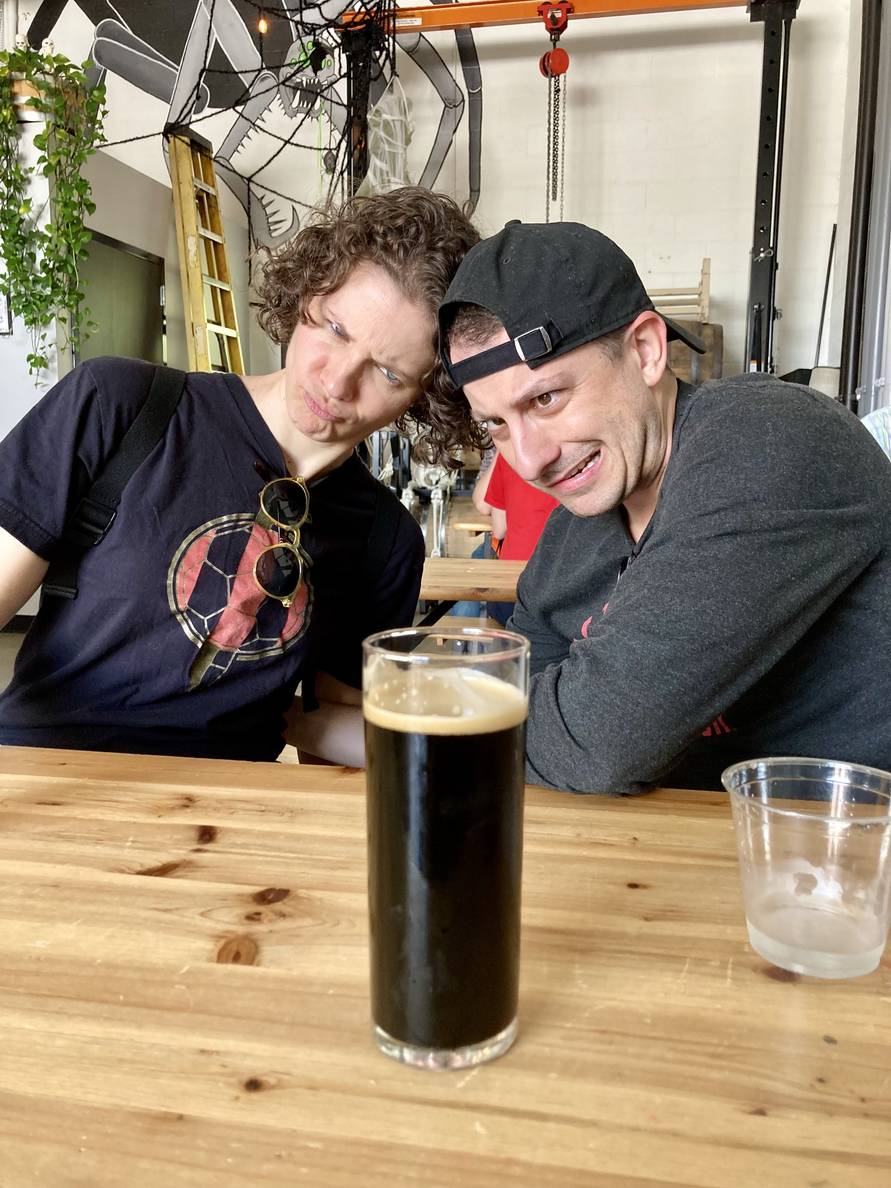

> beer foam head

[{"left": 364, "top": 667, "right": 527, "bottom": 736}]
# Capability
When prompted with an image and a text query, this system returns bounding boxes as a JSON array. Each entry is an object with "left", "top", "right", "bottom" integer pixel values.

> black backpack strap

[
  {"left": 43, "top": 365, "right": 187, "bottom": 599},
  {"left": 363, "top": 478, "right": 404, "bottom": 586},
  {"left": 301, "top": 479, "right": 405, "bottom": 713}
]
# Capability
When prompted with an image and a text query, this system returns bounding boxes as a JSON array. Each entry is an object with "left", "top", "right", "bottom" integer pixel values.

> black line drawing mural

[{"left": 27, "top": 1, "right": 482, "bottom": 248}]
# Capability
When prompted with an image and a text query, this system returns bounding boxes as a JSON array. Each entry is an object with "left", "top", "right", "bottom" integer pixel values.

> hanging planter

[{"left": 0, "top": 42, "right": 107, "bottom": 379}]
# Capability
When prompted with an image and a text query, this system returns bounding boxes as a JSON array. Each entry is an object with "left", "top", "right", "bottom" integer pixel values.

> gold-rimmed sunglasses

[{"left": 253, "top": 476, "right": 310, "bottom": 607}]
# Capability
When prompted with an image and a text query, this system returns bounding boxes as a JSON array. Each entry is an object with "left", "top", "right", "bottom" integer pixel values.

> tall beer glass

[{"left": 363, "top": 626, "right": 530, "bottom": 1070}]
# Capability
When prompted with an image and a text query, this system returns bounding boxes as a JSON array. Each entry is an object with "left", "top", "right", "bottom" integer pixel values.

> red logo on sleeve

[{"left": 702, "top": 714, "right": 732, "bottom": 737}]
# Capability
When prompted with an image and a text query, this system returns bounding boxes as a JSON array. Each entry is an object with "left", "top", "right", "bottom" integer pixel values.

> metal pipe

[
  {"left": 341, "top": 0, "right": 748, "bottom": 34},
  {"left": 814, "top": 223, "right": 837, "bottom": 369},
  {"left": 744, "top": 5, "right": 798, "bottom": 374},
  {"left": 859, "top": 0, "right": 891, "bottom": 414},
  {"left": 766, "top": 15, "right": 793, "bottom": 371},
  {"left": 882, "top": 203, "right": 891, "bottom": 409},
  {"left": 839, "top": 0, "right": 883, "bottom": 411}
]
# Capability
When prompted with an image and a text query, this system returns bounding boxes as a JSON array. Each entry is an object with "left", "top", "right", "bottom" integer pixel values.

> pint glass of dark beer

[{"left": 363, "top": 626, "right": 530, "bottom": 1070}]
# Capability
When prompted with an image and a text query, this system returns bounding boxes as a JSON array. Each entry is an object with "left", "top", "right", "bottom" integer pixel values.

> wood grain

[
  {"left": 0, "top": 747, "right": 888, "bottom": 1187},
  {"left": 420, "top": 557, "right": 525, "bottom": 603},
  {"left": 451, "top": 516, "right": 494, "bottom": 534}
]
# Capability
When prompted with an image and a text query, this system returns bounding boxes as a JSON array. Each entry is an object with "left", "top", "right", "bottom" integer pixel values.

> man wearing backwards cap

[{"left": 436, "top": 220, "right": 891, "bottom": 794}]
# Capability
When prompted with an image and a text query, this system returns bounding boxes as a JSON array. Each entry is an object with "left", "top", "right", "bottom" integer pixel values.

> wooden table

[
  {"left": 451, "top": 515, "right": 494, "bottom": 535},
  {"left": 420, "top": 556, "right": 524, "bottom": 604},
  {"left": 0, "top": 747, "right": 889, "bottom": 1187}
]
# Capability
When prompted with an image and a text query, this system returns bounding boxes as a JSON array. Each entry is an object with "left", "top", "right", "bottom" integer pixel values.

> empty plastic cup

[{"left": 722, "top": 757, "right": 891, "bottom": 979}]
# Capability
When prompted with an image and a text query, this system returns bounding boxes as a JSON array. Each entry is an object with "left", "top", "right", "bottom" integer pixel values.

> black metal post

[
  {"left": 839, "top": 0, "right": 884, "bottom": 412},
  {"left": 744, "top": 0, "right": 800, "bottom": 374},
  {"left": 746, "top": 0, "right": 803, "bottom": 370},
  {"left": 814, "top": 222, "right": 837, "bottom": 369}
]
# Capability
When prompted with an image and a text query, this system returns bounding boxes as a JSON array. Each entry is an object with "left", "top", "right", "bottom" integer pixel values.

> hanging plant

[{"left": 0, "top": 41, "right": 107, "bottom": 378}]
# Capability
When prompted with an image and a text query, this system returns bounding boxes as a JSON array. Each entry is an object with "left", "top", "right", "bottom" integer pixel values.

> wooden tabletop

[
  {"left": 451, "top": 515, "right": 494, "bottom": 534},
  {"left": 0, "top": 746, "right": 889, "bottom": 1187},
  {"left": 420, "top": 556, "right": 525, "bottom": 603}
]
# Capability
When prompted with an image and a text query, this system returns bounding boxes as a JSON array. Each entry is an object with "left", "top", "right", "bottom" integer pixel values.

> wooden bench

[
  {"left": 648, "top": 258, "right": 723, "bottom": 384},
  {"left": 649, "top": 258, "right": 711, "bottom": 322}
]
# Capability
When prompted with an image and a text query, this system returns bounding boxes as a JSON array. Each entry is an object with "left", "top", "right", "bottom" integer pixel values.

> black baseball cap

[{"left": 438, "top": 220, "right": 705, "bottom": 388}]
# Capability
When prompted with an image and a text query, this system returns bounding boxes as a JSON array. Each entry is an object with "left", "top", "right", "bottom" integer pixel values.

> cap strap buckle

[
  {"left": 515, "top": 325, "right": 552, "bottom": 362},
  {"left": 446, "top": 320, "right": 563, "bottom": 387}
]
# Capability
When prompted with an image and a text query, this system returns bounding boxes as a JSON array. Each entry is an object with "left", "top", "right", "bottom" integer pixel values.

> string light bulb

[{"left": 258, "top": 10, "right": 269, "bottom": 35}]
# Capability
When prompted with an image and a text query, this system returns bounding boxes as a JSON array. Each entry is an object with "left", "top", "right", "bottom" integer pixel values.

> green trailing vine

[{"left": 0, "top": 43, "right": 107, "bottom": 378}]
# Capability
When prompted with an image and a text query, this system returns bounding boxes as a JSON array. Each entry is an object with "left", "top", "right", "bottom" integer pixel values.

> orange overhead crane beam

[{"left": 342, "top": 0, "right": 747, "bottom": 35}]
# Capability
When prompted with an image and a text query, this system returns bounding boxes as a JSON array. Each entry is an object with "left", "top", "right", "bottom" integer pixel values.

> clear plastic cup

[{"left": 722, "top": 757, "right": 891, "bottom": 978}]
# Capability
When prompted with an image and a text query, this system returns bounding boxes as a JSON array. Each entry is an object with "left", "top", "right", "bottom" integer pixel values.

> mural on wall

[{"left": 26, "top": 0, "right": 482, "bottom": 247}]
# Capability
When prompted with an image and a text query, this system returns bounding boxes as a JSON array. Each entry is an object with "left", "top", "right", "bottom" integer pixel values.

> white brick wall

[
  {"left": 0, "top": 0, "right": 854, "bottom": 389},
  {"left": 407, "top": 0, "right": 851, "bottom": 377}
]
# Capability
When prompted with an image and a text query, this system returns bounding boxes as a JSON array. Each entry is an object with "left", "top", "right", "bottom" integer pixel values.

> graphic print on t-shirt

[{"left": 167, "top": 513, "right": 312, "bottom": 688}]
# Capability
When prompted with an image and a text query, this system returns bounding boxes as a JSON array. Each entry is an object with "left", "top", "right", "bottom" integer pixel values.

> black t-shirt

[{"left": 0, "top": 357, "right": 423, "bottom": 759}]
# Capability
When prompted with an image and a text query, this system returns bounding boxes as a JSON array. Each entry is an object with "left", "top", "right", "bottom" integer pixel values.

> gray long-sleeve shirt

[{"left": 511, "top": 375, "right": 891, "bottom": 793}]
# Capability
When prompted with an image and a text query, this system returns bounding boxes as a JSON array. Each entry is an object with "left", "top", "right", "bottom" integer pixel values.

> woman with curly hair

[{"left": 0, "top": 187, "right": 479, "bottom": 763}]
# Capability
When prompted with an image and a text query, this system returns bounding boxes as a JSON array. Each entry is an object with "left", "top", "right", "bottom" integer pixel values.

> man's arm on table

[
  {"left": 508, "top": 570, "right": 574, "bottom": 675},
  {"left": 518, "top": 387, "right": 889, "bottom": 794}
]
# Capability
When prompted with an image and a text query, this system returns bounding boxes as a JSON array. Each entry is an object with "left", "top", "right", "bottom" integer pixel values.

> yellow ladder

[{"left": 166, "top": 127, "right": 244, "bottom": 375}]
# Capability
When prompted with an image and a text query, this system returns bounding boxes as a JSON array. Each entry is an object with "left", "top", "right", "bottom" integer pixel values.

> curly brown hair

[
  {"left": 253, "top": 186, "right": 480, "bottom": 465},
  {"left": 424, "top": 302, "right": 502, "bottom": 460}
]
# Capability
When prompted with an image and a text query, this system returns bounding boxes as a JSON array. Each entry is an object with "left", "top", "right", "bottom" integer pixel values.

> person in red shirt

[
  {"left": 484, "top": 453, "right": 558, "bottom": 562},
  {"left": 477, "top": 452, "right": 558, "bottom": 624}
]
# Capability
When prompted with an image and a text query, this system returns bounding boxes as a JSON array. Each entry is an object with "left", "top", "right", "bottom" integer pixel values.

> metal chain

[
  {"left": 551, "top": 74, "right": 561, "bottom": 205},
  {"left": 558, "top": 71, "right": 567, "bottom": 221},
  {"left": 544, "top": 32, "right": 568, "bottom": 222},
  {"left": 545, "top": 74, "right": 553, "bottom": 222}
]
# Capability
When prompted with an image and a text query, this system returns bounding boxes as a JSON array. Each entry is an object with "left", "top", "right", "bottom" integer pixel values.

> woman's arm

[
  {"left": 284, "top": 672, "right": 365, "bottom": 766},
  {"left": 0, "top": 528, "right": 48, "bottom": 631},
  {"left": 286, "top": 485, "right": 426, "bottom": 766},
  {"left": 471, "top": 452, "right": 495, "bottom": 515},
  {"left": 471, "top": 452, "right": 507, "bottom": 538}
]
